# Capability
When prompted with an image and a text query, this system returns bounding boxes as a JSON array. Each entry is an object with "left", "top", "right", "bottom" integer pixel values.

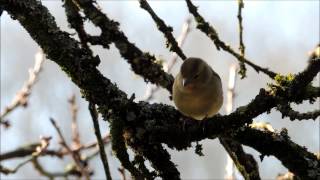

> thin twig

[
  {"left": 0, "top": 157, "right": 33, "bottom": 174},
  {"left": 50, "top": 118, "right": 91, "bottom": 180},
  {"left": 141, "top": 17, "right": 192, "bottom": 101},
  {"left": 31, "top": 158, "right": 71, "bottom": 179},
  {"left": 88, "top": 103, "right": 112, "bottom": 180},
  {"left": 0, "top": 49, "right": 45, "bottom": 124},
  {"left": 118, "top": 167, "right": 127, "bottom": 180},
  {"left": 139, "top": 0, "right": 186, "bottom": 60},
  {"left": 69, "top": 95, "right": 81, "bottom": 149},
  {"left": 185, "top": 0, "right": 276, "bottom": 79},
  {"left": 237, "top": 0, "right": 246, "bottom": 78},
  {"left": 0, "top": 136, "right": 51, "bottom": 175},
  {"left": 0, "top": 134, "right": 111, "bottom": 161}
]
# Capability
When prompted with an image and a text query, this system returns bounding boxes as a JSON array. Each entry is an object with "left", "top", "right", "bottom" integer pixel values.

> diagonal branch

[
  {"left": 142, "top": 17, "right": 192, "bottom": 101},
  {"left": 50, "top": 118, "right": 91, "bottom": 179},
  {"left": 228, "top": 127, "right": 320, "bottom": 179},
  {"left": 2, "top": 1, "right": 319, "bottom": 179},
  {"left": 75, "top": 0, "right": 174, "bottom": 92},
  {"left": 220, "top": 138, "right": 260, "bottom": 180},
  {"left": 185, "top": 0, "right": 276, "bottom": 79},
  {"left": 88, "top": 103, "right": 112, "bottom": 180},
  {"left": 139, "top": 0, "right": 187, "bottom": 60},
  {"left": 221, "top": 64, "right": 260, "bottom": 180},
  {"left": 64, "top": 0, "right": 90, "bottom": 51},
  {"left": 0, "top": 49, "right": 44, "bottom": 124},
  {"left": 277, "top": 103, "right": 320, "bottom": 121}
]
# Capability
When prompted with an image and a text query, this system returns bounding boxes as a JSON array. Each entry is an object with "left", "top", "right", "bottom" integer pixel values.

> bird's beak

[{"left": 182, "top": 78, "right": 189, "bottom": 87}]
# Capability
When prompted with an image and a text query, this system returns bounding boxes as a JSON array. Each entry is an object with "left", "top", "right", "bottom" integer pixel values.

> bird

[{"left": 172, "top": 57, "right": 223, "bottom": 120}]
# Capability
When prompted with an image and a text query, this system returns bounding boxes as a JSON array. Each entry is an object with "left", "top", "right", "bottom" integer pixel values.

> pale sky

[{"left": 1, "top": 1, "right": 319, "bottom": 179}]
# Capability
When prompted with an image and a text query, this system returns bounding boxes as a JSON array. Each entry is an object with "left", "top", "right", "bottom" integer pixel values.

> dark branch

[
  {"left": 139, "top": 144, "right": 181, "bottom": 180},
  {"left": 139, "top": 0, "right": 187, "bottom": 60},
  {"left": 228, "top": 127, "right": 320, "bottom": 179},
  {"left": 75, "top": 0, "right": 174, "bottom": 92},
  {"left": 237, "top": 0, "right": 246, "bottom": 78},
  {"left": 277, "top": 103, "right": 320, "bottom": 121},
  {"left": 219, "top": 138, "right": 260, "bottom": 180},
  {"left": 88, "top": 103, "right": 112, "bottom": 180},
  {"left": 185, "top": 0, "right": 276, "bottom": 79},
  {"left": 64, "top": 0, "right": 90, "bottom": 51},
  {"left": 0, "top": 143, "right": 62, "bottom": 161},
  {"left": 2, "top": 1, "right": 319, "bottom": 179}
]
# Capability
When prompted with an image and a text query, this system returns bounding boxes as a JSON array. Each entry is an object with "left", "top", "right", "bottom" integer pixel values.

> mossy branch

[
  {"left": 185, "top": 0, "right": 276, "bottom": 79},
  {"left": 75, "top": 0, "right": 174, "bottom": 92},
  {"left": 139, "top": 0, "right": 187, "bottom": 60},
  {"left": 2, "top": 0, "right": 319, "bottom": 179}
]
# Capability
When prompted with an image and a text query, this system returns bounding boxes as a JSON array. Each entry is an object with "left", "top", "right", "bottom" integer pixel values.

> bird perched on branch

[{"left": 173, "top": 57, "right": 223, "bottom": 120}]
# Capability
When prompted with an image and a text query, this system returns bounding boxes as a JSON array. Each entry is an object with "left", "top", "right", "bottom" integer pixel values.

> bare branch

[
  {"left": 221, "top": 64, "right": 260, "bottom": 180},
  {"left": 64, "top": 0, "right": 90, "bottom": 51},
  {"left": 75, "top": 0, "right": 174, "bottom": 92},
  {"left": 118, "top": 167, "right": 127, "bottom": 180},
  {"left": 88, "top": 103, "right": 112, "bottom": 180},
  {"left": 31, "top": 158, "right": 80, "bottom": 179},
  {"left": 139, "top": 0, "right": 187, "bottom": 60},
  {"left": 69, "top": 95, "right": 81, "bottom": 149},
  {"left": 237, "top": 0, "right": 246, "bottom": 78},
  {"left": 141, "top": 17, "right": 192, "bottom": 101},
  {"left": 185, "top": 0, "right": 276, "bottom": 78},
  {"left": 50, "top": 118, "right": 91, "bottom": 180},
  {"left": 2, "top": 1, "right": 319, "bottom": 178},
  {"left": 0, "top": 136, "right": 52, "bottom": 175},
  {"left": 0, "top": 134, "right": 110, "bottom": 161},
  {"left": 0, "top": 49, "right": 44, "bottom": 124},
  {"left": 229, "top": 127, "right": 320, "bottom": 179},
  {"left": 277, "top": 103, "right": 320, "bottom": 121}
]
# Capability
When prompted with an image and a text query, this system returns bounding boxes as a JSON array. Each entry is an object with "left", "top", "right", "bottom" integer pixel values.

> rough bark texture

[{"left": 1, "top": 0, "right": 319, "bottom": 179}]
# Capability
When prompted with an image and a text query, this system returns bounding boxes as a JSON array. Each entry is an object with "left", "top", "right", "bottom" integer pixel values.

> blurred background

[{"left": 1, "top": 0, "right": 319, "bottom": 179}]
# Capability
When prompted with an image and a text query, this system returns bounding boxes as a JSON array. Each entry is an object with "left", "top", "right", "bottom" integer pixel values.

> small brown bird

[{"left": 173, "top": 57, "right": 223, "bottom": 120}]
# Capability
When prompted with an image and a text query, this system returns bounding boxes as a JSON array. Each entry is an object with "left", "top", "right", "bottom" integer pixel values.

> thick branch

[
  {"left": 2, "top": 1, "right": 319, "bottom": 179},
  {"left": 64, "top": 0, "right": 90, "bottom": 51},
  {"left": 228, "top": 127, "right": 320, "bottom": 179},
  {"left": 75, "top": 0, "right": 174, "bottom": 92}
]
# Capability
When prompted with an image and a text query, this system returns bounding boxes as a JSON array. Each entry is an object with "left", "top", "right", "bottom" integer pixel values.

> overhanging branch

[{"left": 2, "top": 0, "right": 319, "bottom": 179}]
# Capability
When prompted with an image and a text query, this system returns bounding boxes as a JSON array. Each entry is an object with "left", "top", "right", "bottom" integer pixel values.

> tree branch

[
  {"left": 139, "top": 0, "right": 187, "bottom": 60},
  {"left": 2, "top": 1, "right": 319, "bottom": 179},
  {"left": 88, "top": 103, "right": 112, "bottom": 180},
  {"left": 228, "top": 127, "right": 320, "bottom": 179},
  {"left": 185, "top": 0, "right": 276, "bottom": 79},
  {"left": 220, "top": 138, "right": 260, "bottom": 180},
  {"left": 0, "top": 49, "right": 44, "bottom": 124},
  {"left": 277, "top": 103, "right": 320, "bottom": 121},
  {"left": 75, "top": 0, "right": 174, "bottom": 92},
  {"left": 236, "top": 0, "right": 246, "bottom": 78},
  {"left": 64, "top": 0, "right": 90, "bottom": 51},
  {"left": 50, "top": 118, "right": 91, "bottom": 179}
]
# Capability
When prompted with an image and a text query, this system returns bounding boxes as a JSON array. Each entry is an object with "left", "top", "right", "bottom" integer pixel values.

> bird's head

[{"left": 180, "top": 57, "right": 211, "bottom": 91}]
